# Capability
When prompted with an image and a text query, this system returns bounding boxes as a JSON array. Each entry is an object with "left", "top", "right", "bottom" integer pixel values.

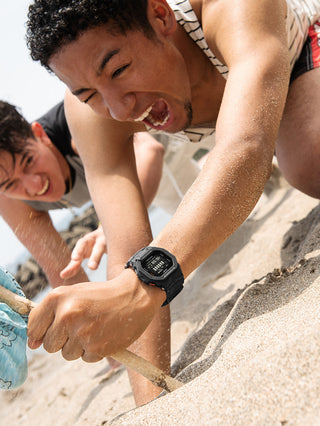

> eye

[
  {"left": 112, "top": 64, "right": 130, "bottom": 79},
  {"left": 21, "top": 154, "right": 35, "bottom": 174},
  {"left": 84, "top": 92, "right": 97, "bottom": 104},
  {"left": 4, "top": 180, "right": 16, "bottom": 192},
  {"left": 25, "top": 156, "right": 34, "bottom": 169}
]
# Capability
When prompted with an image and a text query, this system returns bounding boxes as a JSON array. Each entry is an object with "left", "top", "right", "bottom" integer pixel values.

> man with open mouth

[
  {"left": 0, "top": 99, "right": 166, "bottom": 373},
  {"left": 26, "top": 0, "right": 320, "bottom": 406},
  {"left": 0, "top": 99, "right": 168, "bottom": 279}
]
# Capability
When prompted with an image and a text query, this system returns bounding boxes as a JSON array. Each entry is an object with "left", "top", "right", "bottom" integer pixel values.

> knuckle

[
  {"left": 43, "top": 339, "right": 58, "bottom": 353},
  {"left": 71, "top": 249, "right": 83, "bottom": 260},
  {"left": 45, "top": 287, "right": 64, "bottom": 306},
  {"left": 58, "top": 300, "right": 83, "bottom": 324}
]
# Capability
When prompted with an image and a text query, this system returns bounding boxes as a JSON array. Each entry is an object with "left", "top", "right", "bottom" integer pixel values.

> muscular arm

[
  {"left": 152, "top": 0, "right": 290, "bottom": 276},
  {"left": 0, "top": 196, "right": 88, "bottom": 287}
]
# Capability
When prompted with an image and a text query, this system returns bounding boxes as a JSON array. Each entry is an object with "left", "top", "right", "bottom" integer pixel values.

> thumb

[{"left": 27, "top": 299, "right": 54, "bottom": 348}]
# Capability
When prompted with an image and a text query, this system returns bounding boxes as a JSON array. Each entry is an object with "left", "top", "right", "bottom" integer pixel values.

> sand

[{"left": 1, "top": 164, "right": 320, "bottom": 425}]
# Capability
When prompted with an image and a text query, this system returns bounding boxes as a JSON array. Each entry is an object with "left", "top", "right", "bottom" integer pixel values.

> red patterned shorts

[{"left": 290, "top": 21, "right": 320, "bottom": 83}]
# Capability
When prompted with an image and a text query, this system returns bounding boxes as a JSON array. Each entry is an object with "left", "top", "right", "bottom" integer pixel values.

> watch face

[{"left": 142, "top": 251, "right": 173, "bottom": 277}]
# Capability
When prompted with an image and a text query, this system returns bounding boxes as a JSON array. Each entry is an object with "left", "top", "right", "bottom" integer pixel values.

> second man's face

[{"left": 0, "top": 140, "right": 69, "bottom": 202}]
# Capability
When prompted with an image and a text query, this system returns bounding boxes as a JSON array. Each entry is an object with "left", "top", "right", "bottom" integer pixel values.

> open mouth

[
  {"left": 134, "top": 100, "right": 170, "bottom": 129},
  {"left": 36, "top": 178, "right": 49, "bottom": 196}
]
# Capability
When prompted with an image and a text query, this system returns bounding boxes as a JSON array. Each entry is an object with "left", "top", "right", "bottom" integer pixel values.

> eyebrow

[
  {"left": 97, "top": 49, "right": 120, "bottom": 75},
  {"left": 0, "top": 152, "right": 31, "bottom": 189},
  {"left": 71, "top": 49, "right": 120, "bottom": 97}
]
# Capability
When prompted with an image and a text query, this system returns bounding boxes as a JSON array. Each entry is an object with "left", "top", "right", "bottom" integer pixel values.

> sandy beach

[{"left": 1, "top": 163, "right": 320, "bottom": 425}]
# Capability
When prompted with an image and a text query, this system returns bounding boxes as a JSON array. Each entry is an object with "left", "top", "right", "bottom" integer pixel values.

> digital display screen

[{"left": 142, "top": 252, "right": 173, "bottom": 276}]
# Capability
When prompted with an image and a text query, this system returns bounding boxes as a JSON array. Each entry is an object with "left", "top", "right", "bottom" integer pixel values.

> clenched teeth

[
  {"left": 36, "top": 178, "right": 49, "bottom": 196},
  {"left": 148, "top": 112, "right": 169, "bottom": 127}
]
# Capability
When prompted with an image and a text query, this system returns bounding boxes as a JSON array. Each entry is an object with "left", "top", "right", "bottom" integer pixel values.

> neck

[
  {"left": 170, "top": 0, "right": 232, "bottom": 126},
  {"left": 172, "top": 24, "right": 225, "bottom": 125}
]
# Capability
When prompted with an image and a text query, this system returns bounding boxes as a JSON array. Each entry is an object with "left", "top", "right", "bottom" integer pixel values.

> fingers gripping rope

[{"left": 0, "top": 267, "right": 183, "bottom": 392}]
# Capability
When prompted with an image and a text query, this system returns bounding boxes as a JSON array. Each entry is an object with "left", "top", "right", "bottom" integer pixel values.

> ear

[
  {"left": 148, "top": 0, "right": 177, "bottom": 36},
  {"left": 31, "top": 122, "right": 52, "bottom": 146}
]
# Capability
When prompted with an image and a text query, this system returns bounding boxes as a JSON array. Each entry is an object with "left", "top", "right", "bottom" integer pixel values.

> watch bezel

[
  {"left": 134, "top": 248, "right": 178, "bottom": 282},
  {"left": 125, "top": 246, "right": 184, "bottom": 306}
]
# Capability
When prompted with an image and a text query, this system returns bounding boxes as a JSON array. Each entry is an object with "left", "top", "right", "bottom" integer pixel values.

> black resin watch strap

[
  {"left": 125, "top": 247, "right": 184, "bottom": 306},
  {"left": 159, "top": 267, "right": 184, "bottom": 305}
]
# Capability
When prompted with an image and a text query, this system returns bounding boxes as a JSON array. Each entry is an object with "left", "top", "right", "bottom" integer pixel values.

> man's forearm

[
  {"left": 152, "top": 139, "right": 273, "bottom": 278},
  {"left": 32, "top": 232, "right": 89, "bottom": 287},
  {"left": 128, "top": 304, "right": 171, "bottom": 406},
  {"left": 7, "top": 208, "right": 88, "bottom": 287}
]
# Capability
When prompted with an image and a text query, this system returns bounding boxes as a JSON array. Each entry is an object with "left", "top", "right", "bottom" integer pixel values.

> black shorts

[{"left": 290, "top": 21, "right": 320, "bottom": 84}]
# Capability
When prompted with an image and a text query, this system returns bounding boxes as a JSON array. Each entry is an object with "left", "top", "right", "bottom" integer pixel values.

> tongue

[{"left": 149, "top": 100, "right": 168, "bottom": 122}]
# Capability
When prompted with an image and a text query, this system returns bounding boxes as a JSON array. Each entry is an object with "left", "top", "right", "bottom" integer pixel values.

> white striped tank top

[{"left": 164, "top": 0, "right": 320, "bottom": 141}]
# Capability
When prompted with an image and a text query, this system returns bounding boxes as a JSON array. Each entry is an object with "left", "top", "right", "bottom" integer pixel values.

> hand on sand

[
  {"left": 27, "top": 268, "right": 166, "bottom": 361},
  {"left": 60, "top": 224, "right": 107, "bottom": 279}
]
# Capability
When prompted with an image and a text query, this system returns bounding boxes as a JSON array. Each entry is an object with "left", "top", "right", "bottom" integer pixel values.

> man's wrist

[
  {"left": 122, "top": 267, "right": 167, "bottom": 308},
  {"left": 125, "top": 246, "right": 184, "bottom": 306}
]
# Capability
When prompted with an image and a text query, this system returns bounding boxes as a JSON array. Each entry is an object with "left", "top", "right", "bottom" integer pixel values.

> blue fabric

[{"left": 0, "top": 267, "right": 28, "bottom": 390}]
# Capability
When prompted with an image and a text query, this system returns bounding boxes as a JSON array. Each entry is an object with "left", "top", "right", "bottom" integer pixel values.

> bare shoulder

[
  {"left": 189, "top": 0, "right": 205, "bottom": 23},
  {"left": 64, "top": 90, "right": 144, "bottom": 168},
  {"left": 64, "top": 89, "right": 143, "bottom": 143},
  {"left": 200, "top": 0, "right": 287, "bottom": 65}
]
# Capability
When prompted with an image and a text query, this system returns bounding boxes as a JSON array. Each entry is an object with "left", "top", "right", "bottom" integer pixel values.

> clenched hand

[{"left": 27, "top": 268, "right": 166, "bottom": 361}]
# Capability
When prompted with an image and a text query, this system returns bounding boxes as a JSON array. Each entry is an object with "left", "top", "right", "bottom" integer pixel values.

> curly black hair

[
  {"left": 26, "top": 0, "right": 154, "bottom": 71},
  {"left": 0, "top": 101, "right": 34, "bottom": 158}
]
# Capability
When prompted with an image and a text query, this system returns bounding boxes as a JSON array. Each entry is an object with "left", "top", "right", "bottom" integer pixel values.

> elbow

[
  {"left": 145, "top": 134, "right": 165, "bottom": 160},
  {"left": 155, "top": 140, "right": 165, "bottom": 159},
  {"left": 134, "top": 132, "right": 165, "bottom": 174},
  {"left": 259, "top": 145, "right": 274, "bottom": 182},
  {"left": 228, "top": 138, "right": 275, "bottom": 193},
  {"left": 134, "top": 132, "right": 165, "bottom": 158},
  {"left": 246, "top": 140, "right": 274, "bottom": 184}
]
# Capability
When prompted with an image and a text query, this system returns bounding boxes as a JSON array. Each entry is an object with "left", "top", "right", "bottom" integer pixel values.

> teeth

[
  {"left": 134, "top": 105, "right": 170, "bottom": 127},
  {"left": 147, "top": 112, "right": 169, "bottom": 127},
  {"left": 36, "top": 178, "right": 49, "bottom": 196},
  {"left": 134, "top": 106, "right": 152, "bottom": 122}
]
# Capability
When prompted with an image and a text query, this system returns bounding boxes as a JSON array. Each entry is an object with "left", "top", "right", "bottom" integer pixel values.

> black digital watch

[{"left": 125, "top": 247, "right": 184, "bottom": 306}]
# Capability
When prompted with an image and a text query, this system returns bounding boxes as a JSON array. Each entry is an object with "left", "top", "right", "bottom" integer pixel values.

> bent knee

[{"left": 277, "top": 152, "right": 320, "bottom": 199}]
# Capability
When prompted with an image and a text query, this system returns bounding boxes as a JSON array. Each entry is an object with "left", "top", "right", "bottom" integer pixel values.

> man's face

[
  {"left": 49, "top": 25, "right": 193, "bottom": 133},
  {"left": 0, "top": 138, "right": 69, "bottom": 202}
]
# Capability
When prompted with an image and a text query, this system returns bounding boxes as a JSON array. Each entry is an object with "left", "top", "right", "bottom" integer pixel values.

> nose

[
  {"left": 100, "top": 88, "right": 136, "bottom": 122},
  {"left": 24, "top": 174, "right": 43, "bottom": 196}
]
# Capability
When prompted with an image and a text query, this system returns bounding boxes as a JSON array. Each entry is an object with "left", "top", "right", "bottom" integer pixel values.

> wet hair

[
  {"left": 26, "top": 0, "right": 154, "bottom": 71},
  {"left": 0, "top": 101, "right": 34, "bottom": 159}
]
